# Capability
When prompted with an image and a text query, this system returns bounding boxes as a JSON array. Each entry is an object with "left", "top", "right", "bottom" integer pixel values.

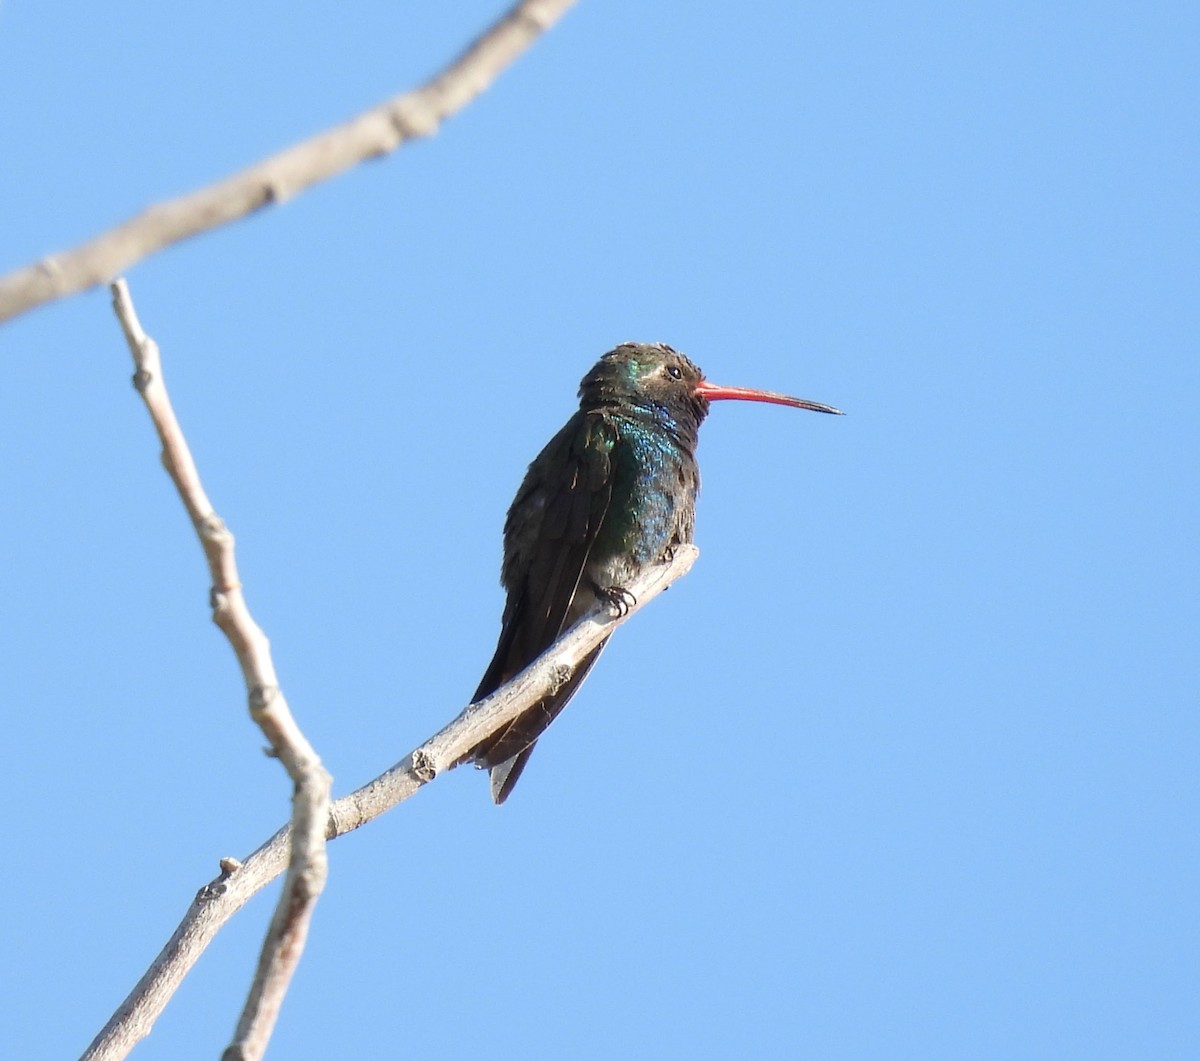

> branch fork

[
  {"left": 110, "top": 279, "right": 332, "bottom": 1061},
  {"left": 93, "top": 275, "right": 697, "bottom": 1061}
]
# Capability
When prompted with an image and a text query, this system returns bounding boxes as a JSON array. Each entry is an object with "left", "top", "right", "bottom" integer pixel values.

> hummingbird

[{"left": 463, "top": 342, "right": 842, "bottom": 803}]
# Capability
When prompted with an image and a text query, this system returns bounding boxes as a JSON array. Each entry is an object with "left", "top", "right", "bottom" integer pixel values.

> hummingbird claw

[{"left": 599, "top": 585, "right": 637, "bottom": 617}]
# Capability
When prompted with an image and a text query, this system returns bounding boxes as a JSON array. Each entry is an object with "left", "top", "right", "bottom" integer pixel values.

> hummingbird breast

[{"left": 586, "top": 411, "right": 700, "bottom": 591}]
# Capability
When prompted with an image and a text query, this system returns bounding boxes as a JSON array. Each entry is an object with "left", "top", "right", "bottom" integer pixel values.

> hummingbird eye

[{"left": 665, "top": 364, "right": 684, "bottom": 381}]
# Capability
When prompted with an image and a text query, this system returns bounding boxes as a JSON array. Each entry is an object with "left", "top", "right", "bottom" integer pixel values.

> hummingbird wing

[{"left": 466, "top": 410, "right": 620, "bottom": 801}]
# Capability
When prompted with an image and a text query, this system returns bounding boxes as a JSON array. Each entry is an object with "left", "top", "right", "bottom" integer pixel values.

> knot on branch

[
  {"left": 36, "top": 255, "right": 64, "bottom": 285},
  {"left": 515, "top": 7, "right": 552, "bottom": 32},
  {"left": 411, "top": 748, "right": 437, "bottom": 783},
  {"left": 248, "top": 684, "right": 280, "bottom": 715},
  {"left": 294, "top": 860, "right": 329, "bottom": 903},
  {"left": 199, "top": 513, "right": 231, "bottom": 544},
  {"left": 208, "top": 583, "right": 245, "bottom": 613},
  {"left": 547, "top": 662, "right": 573, "bottom": 694},
  {"left": 389, "top": 101, "right": 438, "bottom": 140},
  {"left": 131, "top": 367, "right": 154, "bottom": 392},
  {"left": 259, "top": 174, "right": 290, "bottom": 206},
  {"left": 198, "top": 857, "right": 241, "bottom": 901}
]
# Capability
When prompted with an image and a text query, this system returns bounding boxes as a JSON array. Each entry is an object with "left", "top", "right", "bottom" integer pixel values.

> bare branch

[
  {"left": 0, "top": 0, "right": 577, "bottom": 325},
  {"left": 108, "top": 279, "right": 332, "bottom": 1061},
  {"left": 82, "top": 542, "right": 698, "bottom": 1061}
]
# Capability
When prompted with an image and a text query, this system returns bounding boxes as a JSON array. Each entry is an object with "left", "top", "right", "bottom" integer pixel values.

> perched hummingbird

[{"left": 463, "top": 342, "right": 842, "bottom": 803}]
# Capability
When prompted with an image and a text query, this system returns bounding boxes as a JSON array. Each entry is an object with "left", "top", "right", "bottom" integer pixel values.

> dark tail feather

[
  {"left": 488, "top": 743, "right": 537, "bottom": 804},
  {"left": 472, "top": 638, "right": 609, "bottom": 802}
]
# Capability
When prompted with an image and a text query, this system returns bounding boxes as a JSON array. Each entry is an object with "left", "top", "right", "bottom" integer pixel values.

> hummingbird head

[
  {"left": 580, "top": 342, "right": 844, "bottom": 428},
  {"left": 580, "top": 343, "right": 707, "bottom": 418}
]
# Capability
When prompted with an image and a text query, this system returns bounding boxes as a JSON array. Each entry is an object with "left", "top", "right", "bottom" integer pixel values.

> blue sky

[{"left": 1, "top": 2, "right": 1196, "bottom": 1058}]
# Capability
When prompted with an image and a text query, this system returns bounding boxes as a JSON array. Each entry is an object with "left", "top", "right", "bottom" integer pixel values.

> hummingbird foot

[{"left": 596, "top": 584, "right": 637, "bottom": 617}]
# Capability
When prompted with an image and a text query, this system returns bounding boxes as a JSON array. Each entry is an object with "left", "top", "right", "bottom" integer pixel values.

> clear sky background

[{"left": 1, "top": 2, "right": 1196, "bottom": 1058}]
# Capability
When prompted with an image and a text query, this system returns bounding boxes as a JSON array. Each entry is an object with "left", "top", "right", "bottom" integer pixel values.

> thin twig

[
  {"left": 107, "top": 279, "right": 332, "bottom": 1061},
  {"left": 0, "top": 0, "right": 577, "bottom": 324},
  {"left": 81, "top": 541, "right": 698, "bottom": 1061}
]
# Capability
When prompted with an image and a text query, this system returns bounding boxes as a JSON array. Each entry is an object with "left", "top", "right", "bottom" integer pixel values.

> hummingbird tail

[
  {"left": 469, "top": 638, "right": 609, "bottom": 803},
  {"left": 489, "top": 745, "right": 537, "bottom": 804}
]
